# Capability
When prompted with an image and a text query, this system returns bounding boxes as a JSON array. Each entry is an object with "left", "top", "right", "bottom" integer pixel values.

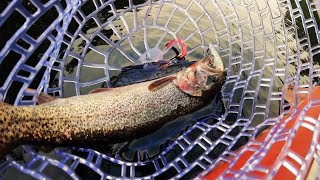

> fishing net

[{"left": 0, "top": 0, "right": 320, "bottom": 179}]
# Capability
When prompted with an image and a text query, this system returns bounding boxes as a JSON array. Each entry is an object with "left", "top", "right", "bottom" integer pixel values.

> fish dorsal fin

[
  {"left": 89, "top": 88, "right": 113, "bottom": 94},
  {"left": 148, "top": 76, "right": 176, "bottom": 92},
  {"left": 37, "top": 92, "right": 57, "bottom": 105},
  {"left": 27, "top": 88, "right": 57, "bottom": 105}
]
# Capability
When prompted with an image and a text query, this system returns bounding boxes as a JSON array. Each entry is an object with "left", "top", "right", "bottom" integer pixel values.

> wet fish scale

[
  {"left": 1, "top": 83, "right": 186, "bottom": 141},
  {"left": 0, "top": 56, "right": 226, "bottom": 158}
]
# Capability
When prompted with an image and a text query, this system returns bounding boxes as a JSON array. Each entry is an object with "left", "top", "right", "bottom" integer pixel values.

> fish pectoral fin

[
  {"left": 37, "top": 92, "right": 57, "bottom": 105},
  {"left": 148, "top": 76, "right": 176, "bottom": 92},
  {"left": 89, "top": 88, "right": 113, "bottom": 94}
]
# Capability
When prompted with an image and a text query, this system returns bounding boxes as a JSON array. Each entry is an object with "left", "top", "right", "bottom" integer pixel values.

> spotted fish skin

[{"left": 0, "top": 56, "right": 226, "bottom": 158}]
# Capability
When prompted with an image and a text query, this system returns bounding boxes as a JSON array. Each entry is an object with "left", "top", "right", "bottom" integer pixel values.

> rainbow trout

[{"left": 0, "top": 55, "right": 226, "bottom": 158}]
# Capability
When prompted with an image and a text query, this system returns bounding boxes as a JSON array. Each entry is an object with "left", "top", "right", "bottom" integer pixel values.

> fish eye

[{"left": 207, "top": 75, "right": 218, "bottom": 83}]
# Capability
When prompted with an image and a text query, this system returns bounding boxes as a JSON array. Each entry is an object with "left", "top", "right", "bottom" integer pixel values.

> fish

[{"left": 0, "top": 55, "right": 226, "bottom": 158}]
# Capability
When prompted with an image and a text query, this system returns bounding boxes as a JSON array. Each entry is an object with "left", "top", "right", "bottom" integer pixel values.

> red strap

[{"left": 165, "top": 39, "right": 187, "bottom": 59}]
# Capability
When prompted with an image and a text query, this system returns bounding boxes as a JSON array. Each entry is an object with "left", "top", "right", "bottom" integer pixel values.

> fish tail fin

[{"left": 0, "top": 102, "right": 15, "bottom": 159}]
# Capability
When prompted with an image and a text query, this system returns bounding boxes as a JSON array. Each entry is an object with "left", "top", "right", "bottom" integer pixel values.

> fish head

[{"left": 173, "top": 55, "right": 227, "bottom": 98}]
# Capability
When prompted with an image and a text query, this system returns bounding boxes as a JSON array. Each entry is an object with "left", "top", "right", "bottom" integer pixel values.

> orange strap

[{"left": 165, "top": 39, "right": 187, "bottom": 59}]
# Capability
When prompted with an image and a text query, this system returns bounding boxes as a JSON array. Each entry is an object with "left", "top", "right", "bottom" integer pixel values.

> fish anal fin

[
  {"left": 89, "top": 88, "right": 113, "bottom": 94},
  {"left": 148, "top": 76, "right": 176, "bottom": 91}
]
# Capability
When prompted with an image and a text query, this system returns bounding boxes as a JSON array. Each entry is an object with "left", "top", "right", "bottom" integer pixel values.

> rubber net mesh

[{"left": 0, "top": 0, "right": 320, "bottom": 179}]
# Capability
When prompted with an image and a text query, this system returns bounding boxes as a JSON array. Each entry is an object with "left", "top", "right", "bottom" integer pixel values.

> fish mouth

[
  {"left": 195, "top": 55, "right": 225, "bottom": 89},
  {"left": 200, "top": 55, "right": 224, "bottom": 74},
  {"left": 201, "top": 55, "right": 216, "bottom": 72}
]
